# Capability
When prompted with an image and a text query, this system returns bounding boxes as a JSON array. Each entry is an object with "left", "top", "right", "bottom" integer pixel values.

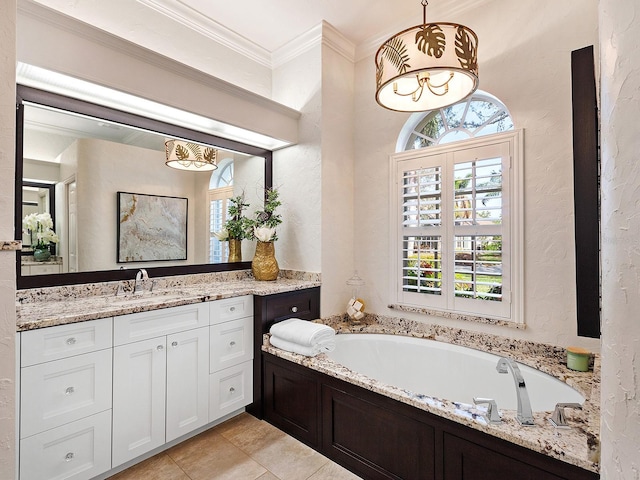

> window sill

[{"left": 387, "top": 303, "right": 525, "bottom": 329}]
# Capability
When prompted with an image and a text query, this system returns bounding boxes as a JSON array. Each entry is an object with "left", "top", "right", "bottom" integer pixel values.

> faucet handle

[
  {"left": 473, "top": 397, "right": 502, "bottom": 424},
  {"left": 549, "top": 402, "right": 582, "bottom": 429}
]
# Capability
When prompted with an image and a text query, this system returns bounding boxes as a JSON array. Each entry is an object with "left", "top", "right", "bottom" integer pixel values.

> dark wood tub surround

[
  {"left": 263, "top": 353, "right": 598, "bottom": 480},
  {"left": 253, "top": 287, "right": 599, "bottom": 480}
]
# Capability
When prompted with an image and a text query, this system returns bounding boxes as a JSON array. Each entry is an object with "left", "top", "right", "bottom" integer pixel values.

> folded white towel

[
  {"left": 270, "top": 334, "right": 335, "bottom": 357},
  {"left": 269, "top": 318, "right": 335, "bottom": 347}
]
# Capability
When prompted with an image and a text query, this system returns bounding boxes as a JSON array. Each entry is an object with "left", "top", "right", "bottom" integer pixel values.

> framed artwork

[{"left": 117, "top": 192, "right": 188, "bottom": 263}]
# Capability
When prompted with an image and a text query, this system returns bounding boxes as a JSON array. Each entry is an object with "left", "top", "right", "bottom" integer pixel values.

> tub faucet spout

[{"left": 496, "top": 357, "right": 535, "bottom": 426}]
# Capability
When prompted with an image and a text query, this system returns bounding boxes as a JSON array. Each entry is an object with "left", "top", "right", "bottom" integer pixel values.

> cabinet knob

[
  {"left": 66, "top": 337, "right": 77, "bottom": 345},
  {"left": 171, "top": 341, "right": 178, "bottom": 347},
  {"left": 157, "top": 345, "right": 164, "bottom": 351},
  {"left": 229, "top": 341, "right": 236, "bottom": 347},
  {"left": 65, "top": 386, "right": 75, "bottom": 395},
  {"left": 229, "top": 387, "right": 235, "bottom": 393},
  {"left": 291, "top": 306, "right": 298, "bottom": 313},
  {"left": 65, "top": 452, "right": 74, "bottom": 462}
]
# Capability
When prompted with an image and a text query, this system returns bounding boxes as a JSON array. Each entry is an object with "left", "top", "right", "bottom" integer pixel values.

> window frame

[{"left": 389, "top": 130, "right": 523, "bottom": 323}]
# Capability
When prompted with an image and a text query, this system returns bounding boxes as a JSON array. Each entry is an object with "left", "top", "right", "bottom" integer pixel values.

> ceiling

[{"left": 29, "top": 0, "right": 487, "bottom": 62}]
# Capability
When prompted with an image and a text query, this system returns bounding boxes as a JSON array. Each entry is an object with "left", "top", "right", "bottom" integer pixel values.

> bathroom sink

[{"left": 107, "top": 290, "right": 189, "bottom": 306}]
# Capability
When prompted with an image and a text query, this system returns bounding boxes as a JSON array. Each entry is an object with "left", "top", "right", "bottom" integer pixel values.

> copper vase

[
  {"left": 228, "top": 238, "right": 242, "bottom": 262},
  {"left": 252, "top": 241, "right": 279, "bottom": 281}
]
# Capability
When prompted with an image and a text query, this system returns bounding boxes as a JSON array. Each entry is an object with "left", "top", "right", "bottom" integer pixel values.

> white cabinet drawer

[
  {"left": 210, "top": 316, "right": 253, "bottom": 373},
  {"left": 21, "top": 318, "right": 113, "bottom": 366},
  {"left": 21, "top": 349, "right": 112, "bottom": 438},
  {"left": 209, "top": 360, "right": 253, "bottom": 421},
  {"left": 114, "top": 302, "right": 209, "bottom": 346},
  {"left": 209, "top": 295, "right": 253, "bottom": 325},
  {"left": 20, "top": 410, "right": 111, "bottom": 480}
]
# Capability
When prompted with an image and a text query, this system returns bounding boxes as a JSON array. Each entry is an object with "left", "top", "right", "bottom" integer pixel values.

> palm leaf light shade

[
  {"left": 165, "top": 139, "right": 218, "bottom": 171},
  {"left": 375, "top": 0, "right": 478, "bottom": 112}
]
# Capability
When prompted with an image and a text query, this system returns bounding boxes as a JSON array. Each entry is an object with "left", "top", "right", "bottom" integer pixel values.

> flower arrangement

[
  {"left": 213, "top": 194, "right": 252, "bottom": 242},
  {"left": 250, "top": 188, "right": 282, "bottom": 243},
  {"left": 22, "top": 212, "right": 59, "bottom": 251}
]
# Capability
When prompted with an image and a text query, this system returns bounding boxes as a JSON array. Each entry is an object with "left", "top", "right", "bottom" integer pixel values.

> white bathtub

[{"left": 325, "top": 334, "right": 584, "bottom": 412}]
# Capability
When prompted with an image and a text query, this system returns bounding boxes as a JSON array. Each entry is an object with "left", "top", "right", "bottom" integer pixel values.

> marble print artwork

[{"left": 118, "top": 192, "right": 187, "bottom": 262}]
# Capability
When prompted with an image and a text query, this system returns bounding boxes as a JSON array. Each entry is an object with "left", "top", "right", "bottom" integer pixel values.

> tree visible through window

[{"left": 398, "top": 92, "right": 514, "bottom": 151}]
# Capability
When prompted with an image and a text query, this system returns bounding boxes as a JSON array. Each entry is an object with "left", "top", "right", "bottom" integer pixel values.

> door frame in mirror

[{"left": 15, "top": 85, "right": 273, "bottom": 289}]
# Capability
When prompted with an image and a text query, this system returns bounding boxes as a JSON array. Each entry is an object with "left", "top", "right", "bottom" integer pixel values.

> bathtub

[{"left": 325, "top": 334, "right": 584, "bottom": 412}]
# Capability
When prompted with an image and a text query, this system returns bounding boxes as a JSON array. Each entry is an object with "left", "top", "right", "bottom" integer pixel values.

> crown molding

[
  {"left": 321, "top": 21, "right": 356, "bottom": 63},
  {"left": 137, "top": 0, "right": 272, "bottom": 68},
  {"left": 272, "top": 21, "right": 355, "bottom": 68}
]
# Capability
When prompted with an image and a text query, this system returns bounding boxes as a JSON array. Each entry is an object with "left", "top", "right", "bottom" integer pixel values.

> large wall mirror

[{"left": 15, "top": 85, "right": 273, "bottom": 289}]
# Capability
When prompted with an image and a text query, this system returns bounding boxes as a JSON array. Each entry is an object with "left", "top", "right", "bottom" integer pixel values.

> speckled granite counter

[
  {"left": 262, "top": 315, "right": 600, "bottom": 474},
  {"left": 16, "top": 270, "right": 320, "bottom": 331}
]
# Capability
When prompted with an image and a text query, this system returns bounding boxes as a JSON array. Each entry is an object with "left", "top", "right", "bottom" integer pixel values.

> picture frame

[{"left": 117, "top": 192, "right": 188, "bottom": 263}]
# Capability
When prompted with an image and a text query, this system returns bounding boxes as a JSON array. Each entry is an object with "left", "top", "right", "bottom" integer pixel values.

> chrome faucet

[
  {"left": 134, "top": 269, "right": 149, "bottom": 294},
  {"left": 496, "top": 357, "right": 535, "bottom": 426}
]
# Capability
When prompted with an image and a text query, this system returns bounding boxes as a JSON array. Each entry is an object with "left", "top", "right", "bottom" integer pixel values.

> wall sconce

[{"left": 165, "top": 139, "right": 218, "bottom": 171}]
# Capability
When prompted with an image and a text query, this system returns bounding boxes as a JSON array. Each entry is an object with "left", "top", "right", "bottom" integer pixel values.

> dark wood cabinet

[
  {"left": 247, "top": 286, "right": 321, "bottom": 418},
  {"left": 261, "top": 351, "right": 599, "bottom": 480},
  {"left": 322, "top": 384, "right": 435, "bottom": 480},
  {"left": 263, "top": 355, "right": 321, "bottom": 447},
  {"left": 443, "top": 433, "right": 566, "bottom": 480}
]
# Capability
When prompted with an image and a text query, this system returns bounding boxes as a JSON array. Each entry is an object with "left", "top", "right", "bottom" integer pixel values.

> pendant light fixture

[
  {"left": 165, "top": 139, "right": 218, "bottom": 171},
  {"left": 375, "top": 0, "right": 479, "bottom": 112}
]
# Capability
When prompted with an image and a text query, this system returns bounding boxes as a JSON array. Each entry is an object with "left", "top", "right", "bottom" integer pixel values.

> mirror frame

[{"left": 15, "top": 85, "right": 273, "bottom": 289}]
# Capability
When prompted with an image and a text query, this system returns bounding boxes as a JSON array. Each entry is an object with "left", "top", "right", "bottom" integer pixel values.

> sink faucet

[
  {"left": 134, "top": 269, "right": 149, "bottom": 294},
  {"left": 496, "top": 357, "right": 535, "bottom": 426}
]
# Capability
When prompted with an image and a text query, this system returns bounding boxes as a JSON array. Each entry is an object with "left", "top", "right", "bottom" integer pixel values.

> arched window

[
  {"left": 396, "top": 91, "right": 514, "bottom": 152},
  {"left": 390, "top": 92, "right": 522, "bottom": 324}
]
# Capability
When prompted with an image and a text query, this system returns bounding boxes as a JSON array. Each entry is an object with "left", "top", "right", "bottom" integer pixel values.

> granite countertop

[
  {"left": 16, "top": 270, "right": 320, "bottom": 331},
  {"left": 262, "top": 315, "right": 600, "bottom": 474},
  {"left": 21, "top": 256, "right": 64, "bottom": 266}
]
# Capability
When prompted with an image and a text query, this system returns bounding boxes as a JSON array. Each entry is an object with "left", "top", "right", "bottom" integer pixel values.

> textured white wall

[
  {"left": 0, "top": 1, "right": 16, "bottom": 477},
  {"left": 320, "top": 41, "right": 356, "bottom": 316},
  {"left": 353, "top": 0, "right": 600, "bottom": 350},
  {"left": 272, "top": 44, "right": 323, "bottom": 274},
  {"left": 599, "top": 0, "right": 640, "bottom": 476}
]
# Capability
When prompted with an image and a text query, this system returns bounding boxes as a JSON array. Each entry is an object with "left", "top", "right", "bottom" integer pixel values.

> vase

[
  {"left": 228, "top": 238, "right": 242, "bottom": 262},
  {"left": 252, "top": 241, "right": 279, "bottom": 281},
  {"left": 33, "top": 247, "right": 51, "bottom": 262}
]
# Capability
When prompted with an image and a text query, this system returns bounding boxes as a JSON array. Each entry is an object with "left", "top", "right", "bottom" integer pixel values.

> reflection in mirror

[{"left": 18, "top": 94, "right": 270, "bottom": 285}]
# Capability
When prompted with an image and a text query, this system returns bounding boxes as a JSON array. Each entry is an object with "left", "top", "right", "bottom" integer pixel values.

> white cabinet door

[
  {"left": 20, "top": 410, "right": 112, "bottom": 480},
  {"left": 166, "top": 327, "right": 209, "bottom": 442},
  {"left": 112, "top": 337, "right": 167, "bottom": 467}
]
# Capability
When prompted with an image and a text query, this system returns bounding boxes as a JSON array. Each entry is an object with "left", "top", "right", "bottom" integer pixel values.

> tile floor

[{"left": 109, "top": 412, "right": 362, "bottom": 480}]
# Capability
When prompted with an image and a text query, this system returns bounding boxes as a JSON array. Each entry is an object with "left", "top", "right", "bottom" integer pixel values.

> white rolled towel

[
  {"left": 269, "top": 318, "right": 336, "bottom": 348},
  {"left": 270, "top": 335, "right": 335, "bottom": 357}
]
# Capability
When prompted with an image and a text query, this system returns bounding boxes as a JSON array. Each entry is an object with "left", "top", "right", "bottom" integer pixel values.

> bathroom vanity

[{"left": 15, "top": 274, "right": 320, "bottom": 480}]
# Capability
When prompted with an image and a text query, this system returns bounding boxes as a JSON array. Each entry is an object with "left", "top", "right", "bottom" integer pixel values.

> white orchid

[
  {"left": 213, "top": 228, "right": 229, "bottom": 241},
  {"left": 22, "top": 212, "right": 59, "bottom": 249},
  {"left": 23, "top": 212, "right": 54, "bottom": 232},
  {"left": 254, "top": 226, "right": 276, "bottom": 242}
]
